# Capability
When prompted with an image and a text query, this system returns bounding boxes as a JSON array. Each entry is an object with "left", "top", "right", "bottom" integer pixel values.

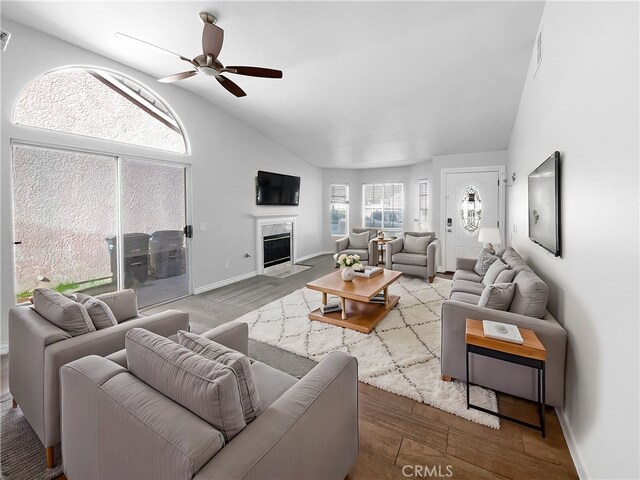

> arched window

[{"left": 13, "top": 67, "right": 186, "bottom": 153}]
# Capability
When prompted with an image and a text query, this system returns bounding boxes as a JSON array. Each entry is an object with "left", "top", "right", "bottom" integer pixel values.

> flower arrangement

[{"left": 334, "top": 253, "right": 362, "bottom": 269}]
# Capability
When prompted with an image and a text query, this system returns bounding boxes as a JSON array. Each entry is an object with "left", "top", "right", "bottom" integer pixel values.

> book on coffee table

[
  {"left": 355, "top": 266, "right": 383, "bottom": 278},
  {"left": 320, "top": 299, "right": 342, "bottom": 314},
  {"left": 482, "top": 320, "right": 524, "bottom": 344},
  {"left": 369, "top": 292, "right": 386, "bottom": 304}
]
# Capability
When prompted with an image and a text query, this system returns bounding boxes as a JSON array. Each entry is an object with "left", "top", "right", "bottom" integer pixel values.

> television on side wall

[
  {"left": 256, "top": 170, "right": 301, "bottom": 206},
  {"left": 528, "top": 151, "right": 561, "bottom": 256}
]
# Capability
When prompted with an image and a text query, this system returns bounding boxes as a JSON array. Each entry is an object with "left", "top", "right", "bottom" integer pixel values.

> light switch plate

[{"left": 199, "top": 222, "right": 206, "bottom": 231}]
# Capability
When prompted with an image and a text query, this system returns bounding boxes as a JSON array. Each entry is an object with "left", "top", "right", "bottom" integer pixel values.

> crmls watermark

[{"left": 402, "top": 464, "right": 454, "bottom": 478}]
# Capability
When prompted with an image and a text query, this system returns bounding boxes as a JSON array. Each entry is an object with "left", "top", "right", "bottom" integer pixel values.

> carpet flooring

[{"left": 0, "top": 394, "right": 63, "bottom": 480}]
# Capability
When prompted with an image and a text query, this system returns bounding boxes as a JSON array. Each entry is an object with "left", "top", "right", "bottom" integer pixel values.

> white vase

[{"left": 341, "top": 266, "right": 355, "bottom": 282}]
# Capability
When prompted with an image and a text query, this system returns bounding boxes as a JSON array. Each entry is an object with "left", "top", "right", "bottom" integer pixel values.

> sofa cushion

[
  {"left": 32, "top": 288, "right": 96, "bottom": 337},
  {"left": 338, "top": 248, "right": 369, "bottom": 261},
  {"left": 251, "top": 360, "right": 297, "bottom": 409},
  {"left": 495, "top": 268, "right": 516, "bottom": 284},
  {"left": 77, "top": 295, "right": 118, "bottom": 330},
  {"left": 482, "top": 259, "right": 507, "bottom": 286},
  {"left": 450, "top": 280, "right": 486, "bottom": 296},
  {"left": 448, "top": 291, "right": 481, "bottom": 305},
  {"left": 178, "top": 331, "right": 262, "bottom": 424},
  {"left": 478, "top": 283, "right": 516, "bottom": 311},
  {"left": 452, "top": 269, "right": 483, "bottom": 283},
  {"left": 348, "top": 231, "right": 370, "bottom": 249},
  {"left": 473, "top": 248, "right": 499, "bottom": 276},
  {"left": 391, "top": 252, "right": 428, "bottom": 266},
  {"left": 96, "top": 289, "right": 138, "bottom": 323},
  {"left": 510, "top": 272, "right": 549, "bottom": 319},
  {"left": 125, "top": 328, "right": 246, "bottom": 442},
  {"left": 402, "top": 234, "right": 431, "bottom": 254}
]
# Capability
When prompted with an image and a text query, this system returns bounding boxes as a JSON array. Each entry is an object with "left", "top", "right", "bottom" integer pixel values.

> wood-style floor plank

[
  {"left": 446, "top": 428, "right": 578, "bottom": 480},
  {"left": 359, "top": 395, "right": 449, "bottom": 451},
  {"left": 359, "top": 420, "right": 403, "bottom": 463},
  {"left": 346, "top": 451, "right": 407, "bottom": 480},
  {"left": 359, "top": 382, "right": 414, "bottom": 413},
  {"left": 396, "top": 437, "right": 509, "bottom": 480},
  {"left": 412, "top": 399, "right": 525, "bottom": 453}
]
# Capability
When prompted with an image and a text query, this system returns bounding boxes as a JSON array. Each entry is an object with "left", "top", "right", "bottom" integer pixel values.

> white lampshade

[{"left": 478, "top": 227, "right": 501, "bottom": 246}]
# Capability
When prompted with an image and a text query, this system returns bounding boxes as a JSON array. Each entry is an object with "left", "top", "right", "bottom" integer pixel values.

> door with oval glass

[{"left": 444, "top": 171, "right": 501, "bottom": 271}]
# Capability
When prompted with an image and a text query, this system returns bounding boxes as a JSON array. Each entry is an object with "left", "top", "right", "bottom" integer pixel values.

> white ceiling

[{"left": 1, "top": 1, "right": 544, "bottom": 169}]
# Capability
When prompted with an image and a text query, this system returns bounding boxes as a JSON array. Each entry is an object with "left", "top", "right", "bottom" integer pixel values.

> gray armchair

[
  {"left": 8, "top": 290, "right": 189, "bottom": 468},
  {"left": 60, "top": 322, "right": 359, "bottom": 480},
  {"left": 385, "top": 231, "right": 439, "bottom": 282},
  {"left": 335, "top": 227, "right": 379, "bottom": 266}
]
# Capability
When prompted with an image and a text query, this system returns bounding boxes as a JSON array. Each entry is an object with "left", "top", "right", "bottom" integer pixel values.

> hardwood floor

[{"left": 348, "top": 382, "right": 578, "bottom": 479}]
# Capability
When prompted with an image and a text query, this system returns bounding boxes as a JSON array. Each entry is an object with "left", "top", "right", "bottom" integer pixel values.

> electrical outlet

[
  {"left": 199, "top": 222, "right": 206, "bottom": 231},
  {"left": 224, "top": 261, "right": 230, "bottom": 269}
]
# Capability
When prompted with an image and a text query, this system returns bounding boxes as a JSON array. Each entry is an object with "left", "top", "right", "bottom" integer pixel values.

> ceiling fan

[{"left": 116, "top": 12, "right": 282, "bottom": 97}]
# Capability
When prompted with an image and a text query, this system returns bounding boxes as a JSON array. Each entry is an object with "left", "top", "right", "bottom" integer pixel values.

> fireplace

[
  {"left": 263, "top": 233, "right": 291, "bottom": 267},
  {"left": 254, "top": 215, "right": 298, "bottom": 275}
]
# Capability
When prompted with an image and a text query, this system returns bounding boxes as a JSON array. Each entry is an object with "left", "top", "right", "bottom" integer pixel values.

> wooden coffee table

[{"left": 306, "top": 269, "right": 402, "bottom": 334}]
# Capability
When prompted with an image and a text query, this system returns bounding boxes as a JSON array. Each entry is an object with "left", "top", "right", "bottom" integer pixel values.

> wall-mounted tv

[
  {"left": 256, "top": 170, "right": 300, "bottom": 206},
  {"left": 528, "top": 151, "right": 561, "bottom": 256}
]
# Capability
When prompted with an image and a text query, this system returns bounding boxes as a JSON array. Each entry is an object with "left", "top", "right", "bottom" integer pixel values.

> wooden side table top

[{"left": 465, "top": 319, "right": 546, "bottom": 361}]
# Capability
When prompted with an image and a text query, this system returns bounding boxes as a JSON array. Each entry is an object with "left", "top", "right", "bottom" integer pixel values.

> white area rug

[{"left": 238, "top": 276, "right": 500, "bottom": 428}]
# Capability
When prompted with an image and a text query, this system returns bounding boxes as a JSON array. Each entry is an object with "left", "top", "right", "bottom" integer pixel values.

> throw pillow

[
  {"left": 478, "top": 283, "right": 516, "bottom": 311},
  {"left": 126, "top": 328, "right": 246, "bottom": 442},
  {"left": 78, "top": 296, "right": 118, "bottom": 330},
  {"left": 495, "top": 247, "right": 507, "bottom": 258},
  {"left": 178, "top": 330, "right": 262, "bottom": 424},
  {"left": 348, "top": 231, "right": 370, "bottom": 249},
  {"left": 95, "top": 289, "right": 138, "bottom": 322},
  {"left": 495, "top": 268, "right": 516, "bottom": 284},
  {"left": 473, "top": 248, "right": 499, "bottom": 276},
  {"left": 482, "top": 258, "right": 507, "bottom": 285},
  {"left": 32, "top": 288, "right": 96, "bottom": 337},
  {"left": 402, "top": 234, "right": 432, "bottom": 255}
]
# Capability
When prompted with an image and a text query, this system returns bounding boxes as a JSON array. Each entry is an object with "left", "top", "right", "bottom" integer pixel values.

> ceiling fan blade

[
  {"left": 216, "top": 75, "right": 246, "bottom": 97},
  {"left": 115, "top": 32, "right": 193, "bottom": 65},
  {"left": 158, "top": 71, "right": 198, "bottom": 83},
  {"left": 226, "top": 66, "right": 283, "bottom": 79},
  {"left": 202, "top": 23, "right": 224, "bottom": 59}
]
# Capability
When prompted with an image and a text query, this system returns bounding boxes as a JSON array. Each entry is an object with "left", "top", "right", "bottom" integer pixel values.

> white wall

[
  {"left": 506, "top": 2, "right": 639, "bottom": 478},
  {"left": 0, "top": 19, "right": 324, "bottom": 345}
]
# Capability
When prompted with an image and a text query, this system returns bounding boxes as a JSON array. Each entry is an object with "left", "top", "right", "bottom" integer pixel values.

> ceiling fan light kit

[{"left": 120, "top": 12, "right": 282, "bottom": 97}]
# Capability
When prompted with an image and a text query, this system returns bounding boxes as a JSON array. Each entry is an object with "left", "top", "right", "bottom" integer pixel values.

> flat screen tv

[
  {"left": 528, "top": 151, "right": 561, "bottom": 256},
  {"left": 256, "top": 170, "right": 300, "bottom": 206}
]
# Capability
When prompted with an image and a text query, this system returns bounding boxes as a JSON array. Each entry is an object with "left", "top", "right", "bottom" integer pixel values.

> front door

[{"left": 444, "top": 171, "right": 501, "bottom": 271}]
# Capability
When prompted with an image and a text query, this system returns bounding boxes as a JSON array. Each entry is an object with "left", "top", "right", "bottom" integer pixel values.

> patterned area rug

[
  {"left": 0, "top": 394, "right": 63, "bottom": 480},
  {"left": 238, "top": 276, "right": 500, "bottom": 428}
]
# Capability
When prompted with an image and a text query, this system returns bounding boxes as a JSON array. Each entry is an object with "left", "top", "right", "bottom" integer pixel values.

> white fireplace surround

[{"left": 254, "top": 215, "right": 298, "bottom": 274}]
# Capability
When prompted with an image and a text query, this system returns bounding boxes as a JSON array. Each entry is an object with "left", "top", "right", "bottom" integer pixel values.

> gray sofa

[
  {"left": 386, "top": 231, "right": 439, "bottom": 282},
  {"left": 60, "top": 321, "right": 359, "bottom": 480},
  {"left": 335, "top": 227, "right": 378, "bottom": 266},
  {"left": 8, "top": 289, "right": 189, "bottom": 467},
  {"left": 440, "top": 247, "right": 567, "bottom": 407}
]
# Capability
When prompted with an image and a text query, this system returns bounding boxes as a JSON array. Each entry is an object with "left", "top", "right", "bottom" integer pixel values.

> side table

[{"left": 465, "top": 318, "right": 547, "bottom": 437}]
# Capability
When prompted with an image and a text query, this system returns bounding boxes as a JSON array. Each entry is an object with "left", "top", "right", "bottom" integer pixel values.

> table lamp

[{"left": 478, "top": 227, "right": 501, "bottom": 254}]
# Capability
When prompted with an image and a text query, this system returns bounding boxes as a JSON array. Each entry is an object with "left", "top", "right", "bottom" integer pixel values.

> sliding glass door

[
  {"left": 119, "top": 159, "right": 189, "bottom": 307},
  {"left": 12, "top": 144, "right": 119, "bottom": 302},
  {"left": 11, "top": 144, "right": 189, "bottom": 307}
]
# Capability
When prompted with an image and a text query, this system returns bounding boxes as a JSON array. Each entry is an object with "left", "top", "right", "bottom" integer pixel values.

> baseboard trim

[
  {"left": 194, "top": 271, "right": 258, "bottom": 295},
  {"left": 297, "top": 250, "right": 333, "bottom": 263},
  {"left": 555, "top": 407, "right": 588, "bottom": 479}
]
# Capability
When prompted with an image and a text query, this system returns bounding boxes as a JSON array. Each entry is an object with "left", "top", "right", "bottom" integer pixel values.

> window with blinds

[
  {"left": 330, "top": 184, "right": 349, "bottom": 235},
  {"left": 362, "top": 183, "right": 403, "bottom": 231},
  {"left": 417, "top": 180, "right": 430, "bottom": 230}
]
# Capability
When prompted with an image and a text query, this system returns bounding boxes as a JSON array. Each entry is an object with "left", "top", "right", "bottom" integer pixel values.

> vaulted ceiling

[{"left": 1, "top": 1, "right": 544, "bottom": 168}]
